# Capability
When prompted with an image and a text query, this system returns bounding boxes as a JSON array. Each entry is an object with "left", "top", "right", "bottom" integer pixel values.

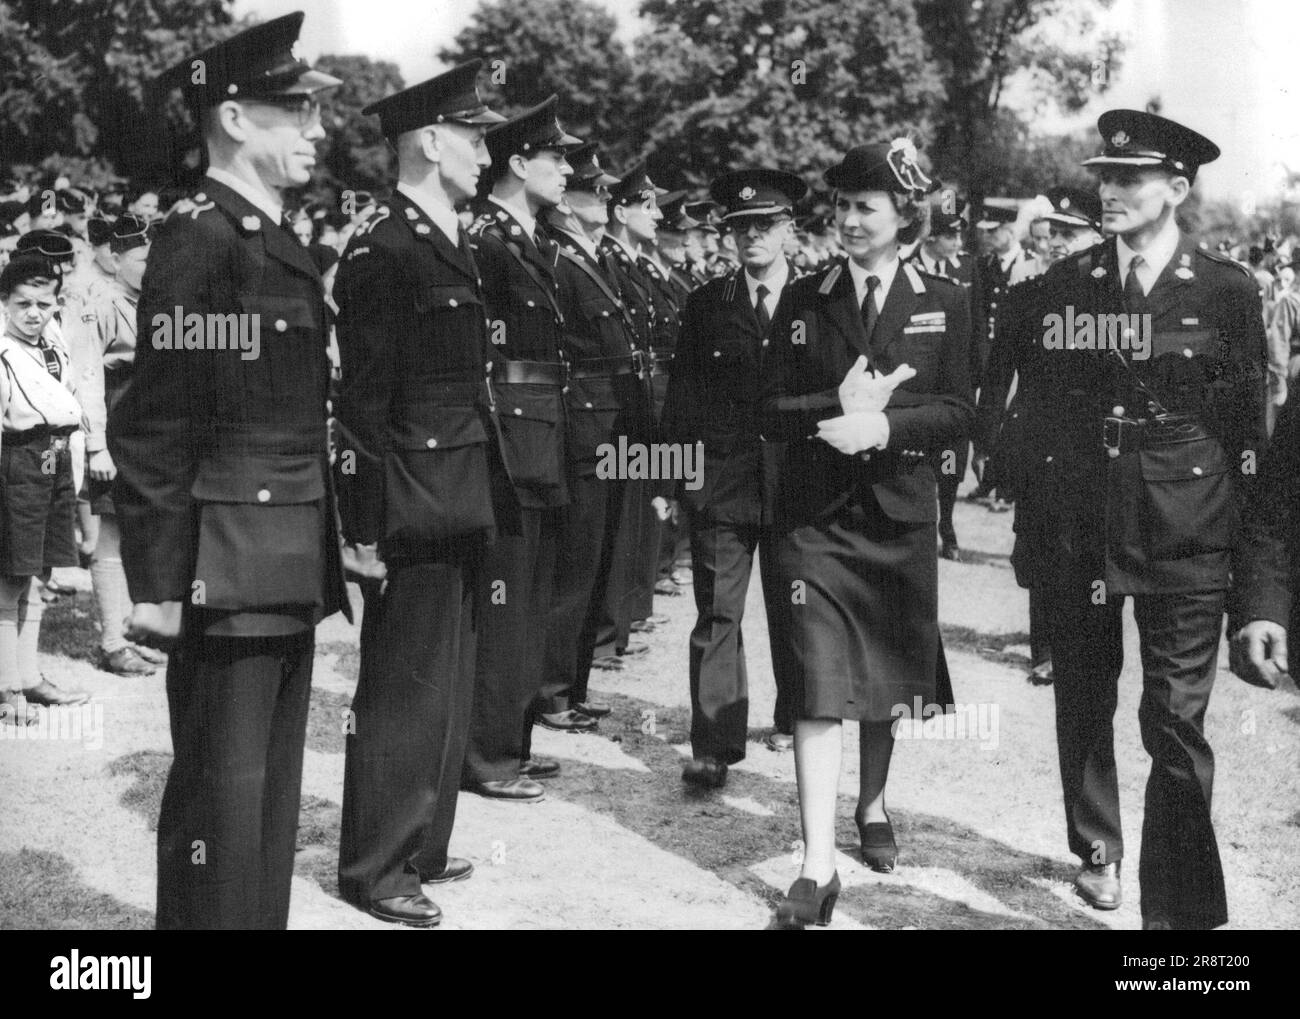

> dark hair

[{"left": 0, "top": 255, "right": 62, "bottom": 300}]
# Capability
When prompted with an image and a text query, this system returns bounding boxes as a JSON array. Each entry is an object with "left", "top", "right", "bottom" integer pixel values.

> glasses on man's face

[
  {"left": 731, "top": 216, "right": 788, "bottom": 237},
  {"left": 246, "top": 95, "right": 323, "bottom": 130}
]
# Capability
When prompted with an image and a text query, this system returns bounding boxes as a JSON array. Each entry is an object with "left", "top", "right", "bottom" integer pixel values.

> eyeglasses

[
  {"left": 730, "top": 216, "right": 789, "bottom": 236},
  {"left": 245, "top": 95, "right": 323, "bottom": 130}
]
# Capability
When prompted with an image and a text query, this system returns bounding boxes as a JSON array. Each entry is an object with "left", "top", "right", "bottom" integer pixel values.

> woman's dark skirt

[
  {"left": 778, "top": 494, "right": 944, "bottom": 723},
  {"left": 0, "top": 435, "right": 77, "bottom": 577}
]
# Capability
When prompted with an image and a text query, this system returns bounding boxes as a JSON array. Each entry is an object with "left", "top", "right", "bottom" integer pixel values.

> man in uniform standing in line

[
  {"left": 1019, "top": 110, "right": 1266, "bottom": 929},
  {"left": 332, "top": 62, "right": 505, "bottom": 926},
  {"left": 462, "top": 98, "right": 586, "bottom": 798},
  {"left": 661, "top": 169, "right": 805, "bottom": 785},
  {"left": 110, "top": 13, "right": 349, "bottom": 929}
]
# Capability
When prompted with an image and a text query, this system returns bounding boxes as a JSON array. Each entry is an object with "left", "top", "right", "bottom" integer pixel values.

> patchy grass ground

[{"left": 2, "top": 497, "right": 1298, "bottom": 930}]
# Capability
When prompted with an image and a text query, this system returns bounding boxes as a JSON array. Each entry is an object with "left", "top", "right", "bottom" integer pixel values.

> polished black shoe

[
  {"left": 519, "top": 755, "right": 561, "bottom": 779},
  {"left": 682, "top": 758, "right": 727, "bottom": 789},
  {"left": 630, "top": 618, "right": 657, "bottom": 633},
  {"left": 538, "top": 709, "right": 598, "bottom": 732},
  {"left": 469, "top": 777, "right": 545, "bottom": 801},
  {"left": 775, "top": 871, "right": 841, "bottom": 929},
  {"left": 653, "top": 578, "right": 681, "bottom": 596},
  {"left": 23, "top": 678, "right": 90, "bottom": 706},
  {"left": 368, "top": 893, "right": 442, "bottom": 927},
  {"left": 857, "top": 812, "right": 897, "bottom": 873},
  {"left": 574, "top": 700, "right": 611, "bottom": 718},
  {"left": 939, "top": 541, "right": 963, "bottom": 562},
  {"left": 1075, "top": 862, "right": 1122, "bottom": 910},
  {"left": 1027, "top": 658, "right": 1054, "bottom": 685},
  {"left": 423, "top": 857, "right": 474, "bottom": 884}
]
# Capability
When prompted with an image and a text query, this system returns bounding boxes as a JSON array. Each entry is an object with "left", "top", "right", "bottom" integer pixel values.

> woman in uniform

[
  {"left": 0, "top": 255, "right": 90, "bottom": 719},
  {"left": 762, "top": 141, "right": 973, "bottom": 927}
]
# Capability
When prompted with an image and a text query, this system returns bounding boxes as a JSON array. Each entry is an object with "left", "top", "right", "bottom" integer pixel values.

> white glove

[
  {"left": 838, "top": 356, "right": 917, "bottom": 414},
  {"left": 817, "top": 411, "right": 890, "bottom": 455}
]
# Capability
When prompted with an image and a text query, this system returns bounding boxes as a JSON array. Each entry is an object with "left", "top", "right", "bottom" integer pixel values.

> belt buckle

[
  {"left": 50, "top": 435, "right": 69, "bottom": 454},
  {"left": 1102, "top": 416, "right": 1124, "bottom": 459},
  {"left": 631, "top": 349, "right": 647, "bottom": 379},
  {"left": 646, "top": 349, "right": 658, "bottom": 379}
]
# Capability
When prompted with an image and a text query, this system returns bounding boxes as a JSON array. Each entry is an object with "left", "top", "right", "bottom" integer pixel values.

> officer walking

[
  {"left": 109, "top": 12, "right": 350, "bottom": 929},
  {"left": 660, "top": 168, "right": 805, "bottom": 786},
  {"left": 1019, "top": 110, "right": 1267, "bottom": 929}
]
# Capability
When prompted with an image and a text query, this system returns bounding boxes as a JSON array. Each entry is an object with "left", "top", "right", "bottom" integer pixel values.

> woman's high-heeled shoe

[
  {"left": 857, "top": 812, "right": 897, "bottom": 873},
  {"left": 775, "top": 871, "right": 841, "bottom": 929}
]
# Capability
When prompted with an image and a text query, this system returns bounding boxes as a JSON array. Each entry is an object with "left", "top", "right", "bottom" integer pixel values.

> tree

[
  {"left": 913, "top": 0, "right": 1124, "bottom": 201},
  {"left": 309, "top": 54, "right": 405, "bottom": 199},
  {"left": 0, "top": 0, "right": 243, "bottom": 185},
  {"left": 634, "top": 0, "right": 944, "bottom": 193},
  {"left": 439, "top": 0, "right": 635, "bottom": 162}
]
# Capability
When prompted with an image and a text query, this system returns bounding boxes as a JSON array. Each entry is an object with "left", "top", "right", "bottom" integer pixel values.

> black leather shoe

[
  {"left": 519, "top": 756, "right": 561, "bottom": 779},
  {"left": 1075, "top": 862, "right": 1122, "bottom": 910},
  {"left": 1027, "top": 659, "right": 1054, "bottom": 685},
  {"left": 368, "top": 894, "right": 442, "bottom": 926},
  {"left": 574, "top": 700, "right": 611, "bottom": 718},
  {"left": 775, "top": 871, "right": 841, "bottom": 929},
  {"left": 469, "top": 777, "right": 545, "bottom": 801},
  {"left": 682, "top": 758, "right": 727, "bottom": 789},
  {"left": 939, "top": 541, "right": 962, "bottom": 562},
  {"left": 23, "top": 678, "right": 90, "bottom": 706},
  {"left": 629, "top": 619, "right": 657, "bottom": 633},
  {"left": 538, "top": 709, "right": 598, "bottom": 732},
  {"left": 423, "top": 858, "right": 474, "bottom": 884},
  {"left": 857, "top": 811, "right": 898, "bottom": 873},
  {"left": 653, "top": 578, "right": 681, "bottom": 595}
]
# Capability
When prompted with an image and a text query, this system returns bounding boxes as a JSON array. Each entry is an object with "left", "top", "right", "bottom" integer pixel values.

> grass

[{"left": 0, "top": 849, "right": 153, "bottom": 930}]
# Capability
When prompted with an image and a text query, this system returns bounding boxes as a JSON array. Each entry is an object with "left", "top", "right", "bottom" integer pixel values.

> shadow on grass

[
  {"left": 0, "top": 848, "right": 154, "bottom": 929},
  {"left": 37, "top": 592, "right": 98, "bottom": 664}
]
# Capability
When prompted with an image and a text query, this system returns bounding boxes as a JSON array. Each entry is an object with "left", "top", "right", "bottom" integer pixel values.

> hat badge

[
  {"left": 739, "top": 186, "right": 756, "bottom": 201},
  {"left": 241, "top": 215, "right": 260, "bottom": 231},
  {"left": 1060, "top": 196, "right": 1071, "bottom": 209},
  {"left": 1111, "top": 130, "right": 1130, "bottom": 148}
]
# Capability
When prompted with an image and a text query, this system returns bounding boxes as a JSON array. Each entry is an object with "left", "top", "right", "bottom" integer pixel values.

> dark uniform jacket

[
  {"left": 762, "top": 258, "right": 974, "bottom": 528},
  {"left": 635, "top": 253, "right": 682, "bottom": 417},
  {"left": 1235, "top": 399, "right": 1300, "bottom": 637},
  {"left": 545, "top": 225, "right": 652, "bottom": 476},
  {"left": 600, "top": 236, "right": 657, "bottom": 355},
  {"left": 661, "top": 266, "right": 789, "bottom": 525},
  {"left": 470, "top": 203, "right": 570, "bottom": 510},
  {"left": 332, "top": 191, "right": 498, "bottom": 557},
  {"left": 110, "top": 177, "right": 349, "bottom": 635},
  {"left": 1015, "top": 233, "right": 1267, "bottom": 595}
]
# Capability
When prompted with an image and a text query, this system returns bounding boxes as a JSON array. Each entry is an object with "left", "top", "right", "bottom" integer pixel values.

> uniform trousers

[
  {"left": 464, "top": 507, "right": 559, "bottom": 781},
  {"left": 1046, "top": 566, "right": 1228, "bottom": 929},
  {"left": 338, "top": 551, "right": 479, "bottom": 904},
  {"left": 687, "top": 516, "right": 797, "bottom": 762},
  {"left": 535, "top": 475, "right": 609, "bottom": 723},
  {"left": 156, "top": 625, "right": 315, "bottom": 930}
]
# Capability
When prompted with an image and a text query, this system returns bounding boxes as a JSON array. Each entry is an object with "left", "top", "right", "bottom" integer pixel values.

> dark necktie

[
  {"left": 754, "top": 283, "right": 770, "bottom": 334},
  {"left": 861, "top": 274, "right": 880, "bottom": 345},
  {"left": 37, "top": 336, "right": 61, "bottom": 381},
  {"left": 1124, "top": 255, "right": 1145, "bottom": 309}
]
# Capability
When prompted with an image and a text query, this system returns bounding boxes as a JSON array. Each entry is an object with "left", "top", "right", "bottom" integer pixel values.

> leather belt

[
  {"left": 569, "top": 351, "right": 648, "bottom": 380},
  {"left": 649, "top": 349, "right": 673, "bottom": 375},
  {"left": 5, "top": 424, "right": 76, "bottom": 452},
  {"left": 490, "top": 359, "right": 566, "bottom": 386},
  {"left": 1102, "top": 414, "right": 1208, "bottom": 458}
]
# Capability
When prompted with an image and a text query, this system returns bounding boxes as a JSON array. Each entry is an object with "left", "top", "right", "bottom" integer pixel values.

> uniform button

[
  {"left": 585, "top": 402, "right": 593, "bottom": 409},
  {"left": 713, "top": 350, "right": 721, "bottom": 357},
  {"left": 1111, "top": 405, "right": 1124, "bottom": 416},
  {"left": 526, "top": 300, "right": 536, "bottom": 308},
  {"left": 602, "top": 311, "right": 610, "bottom": 317},
  {"left": 194, "top": 192, "right": 207, "bottom": 203},
  {"left": 762, "top": 339, "right": 769, "bottom": 347},
  {"left": 1192, "top": 466, "right": 1203, "bottom": 476},
  {"left": 1045, "top": 456, "right": 1053, "bottom": 463},
  {"left": 275, "top": 319, "right": 287, "bottom": 332},
  {"left": 426, "top": 438, "right": 438, "bottom": 448},
  {"left": 1183, "top": 347, "right": 1194, "bottom": 357},
  {"left": 257, "top": 488, "right": 271, "bottom": 503},
  {"left": 514, "top": 408, "right": 522, "bottom": 416},
  {"left": 448, "top": 299, "right": 458, "bottom": 307}
]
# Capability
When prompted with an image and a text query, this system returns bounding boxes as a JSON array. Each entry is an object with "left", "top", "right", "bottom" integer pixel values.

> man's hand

[
  {"left": 126, "top": 601, "right": 182, "bottom": 651},
  {"left": 651, "top": 496, "right": 679, "bottom": 525},
  {"left": 88, "top": 449, "right": 117, "bottom": 482},
  {"left": 838, "top": 356, "right": 916, "bottom": 414},
  {"left": 1230, "top": 620, "right": 1288, "bottom": 689},
  {"left": 342, "top": 542, "right": 387, "bottom": 582},
  {"left": 817, "top": 410, "right": 890, "bottom": 455}
]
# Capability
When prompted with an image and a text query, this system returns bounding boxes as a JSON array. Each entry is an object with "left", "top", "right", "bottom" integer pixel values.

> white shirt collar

[
  {"left": 846, "top": 254, "right": 900, "bottom": 311},
  {"left": 1117, "top": 216, "right": 1181, "bottom": 295},
  {"left": 396, "top": 182, "right": 461, "bottom": 246},
  {"left": 489, "top": 195, "right": 536, "bottom": 241},
  {"left": 206, "top": 168, "right": 282, "bottom": 224},
  {"left": 554, "top": 225, "right": 598, "bottom": 261},
  {"left": 744, "top": 259, "right": 789, "bottom": 307}
]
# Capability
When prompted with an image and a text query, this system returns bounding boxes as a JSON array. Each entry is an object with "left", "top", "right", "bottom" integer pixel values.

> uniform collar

[
  {"left": 554, "top": 225, "right": 598, "bottom": 260},
  {"left": 396, "top": 182, "right": 461, "bottom": 246},
  {"left": 743, "top": 259, "right": 789, "bottom": 303},
  {"left": 488, "top": 195, "right": 536, "bottom": 241},
  {"left": 205, "top": 167, "right": 282, "bottom": 224},
  {"left": 846, "top": 253, "right": 900, "bottom": 309},
  {"left": 1116, "top": 214, "right": 1181, "bottom": 284}
]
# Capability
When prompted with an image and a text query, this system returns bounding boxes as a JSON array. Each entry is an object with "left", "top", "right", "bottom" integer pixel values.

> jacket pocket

[
  {"left": 1138, "top": 436, "right": 1237, "bottom": 559},
  {"left": 384, "top": 405, "right": 495, "bottom": 545},
  {"left": 494, "top": 384, "right": 564, "bottom": 490},
  {"left": 191, "top": 453, "right": 325, "bottom": 610},
  {"left": 565, "top": 379, "right": 621, "bottom": 470}
]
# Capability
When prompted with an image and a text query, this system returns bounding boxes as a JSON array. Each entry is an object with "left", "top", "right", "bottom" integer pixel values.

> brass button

[
  {"left": 448, "top": 298, "right": 458, "bottom": 307},
  {"left": 1192, "top": 466, "right": 1203, "bottom": 476},
  {"left": 585, "top": 401, "right": 593, "bottom": 409},
  {"left": 514, "top": 408, "right": 523, "bottom": 416},
  {"left": 713, "top": 350, "right": 721, "bottom": 357},
  {"left": 426, "top": 438, "right": 438, "bottom": 448},
  {"left": 1183, "top": 347, "right": 1194, "bottom": 357},
  {"left": 275, "top": 319, "right": 287, "bottom": 332},
  {"left": 1112, "top": 405, "right": 1124, "bottom": 416},
  {"left": 526, "top": 300, "right": 536, "bottom": 308},
  {"left": 257, "top": 488, "right": 271, "bottom": 503}
]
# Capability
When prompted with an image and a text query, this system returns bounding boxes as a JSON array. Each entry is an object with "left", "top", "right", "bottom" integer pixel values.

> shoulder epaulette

[
  {"left": 1196, "top": 245, "right": 1254, "bottom": 280},
  {"left": 817, "top": 262, "right": 843, "bottom": 295},
  {"left": 903, "top": 262, "right": 928, "bottom": 294},
  {"left": 166, "top": 195, "right": 215, "bottom": 222}
]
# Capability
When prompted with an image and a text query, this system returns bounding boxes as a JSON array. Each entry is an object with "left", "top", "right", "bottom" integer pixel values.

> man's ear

[
  {"left": 419, "top": 126, "right": 441, "bottom": 166},
  {"left": 508, "top": 152, "right": 530, "bottom": 183},
  {"left": 1167, "top": 173, "right": 1191, "bottom": 208},
  {"left": 611, "top": 203, "right": 629, "bottom": 226},
  {"left": 212, "top": 101, "right": 250, "bottom": 144}
]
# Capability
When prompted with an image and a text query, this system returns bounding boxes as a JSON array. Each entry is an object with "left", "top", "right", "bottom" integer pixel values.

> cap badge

[
  {"left": 1090, "top": 266, "right": 1107, "bottom": 279},
  {"left": 1111, "top": 131, "right": 1130, "bottom": 148},
  {"left": 241, "top": 215, "right": 260, "bottom": 231},
  {"left": 739, "top": 186, "right": 756, "bottom": 201},
  {"left": 1060, "top": 196, "right": 1071, "bottom": 208}
]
